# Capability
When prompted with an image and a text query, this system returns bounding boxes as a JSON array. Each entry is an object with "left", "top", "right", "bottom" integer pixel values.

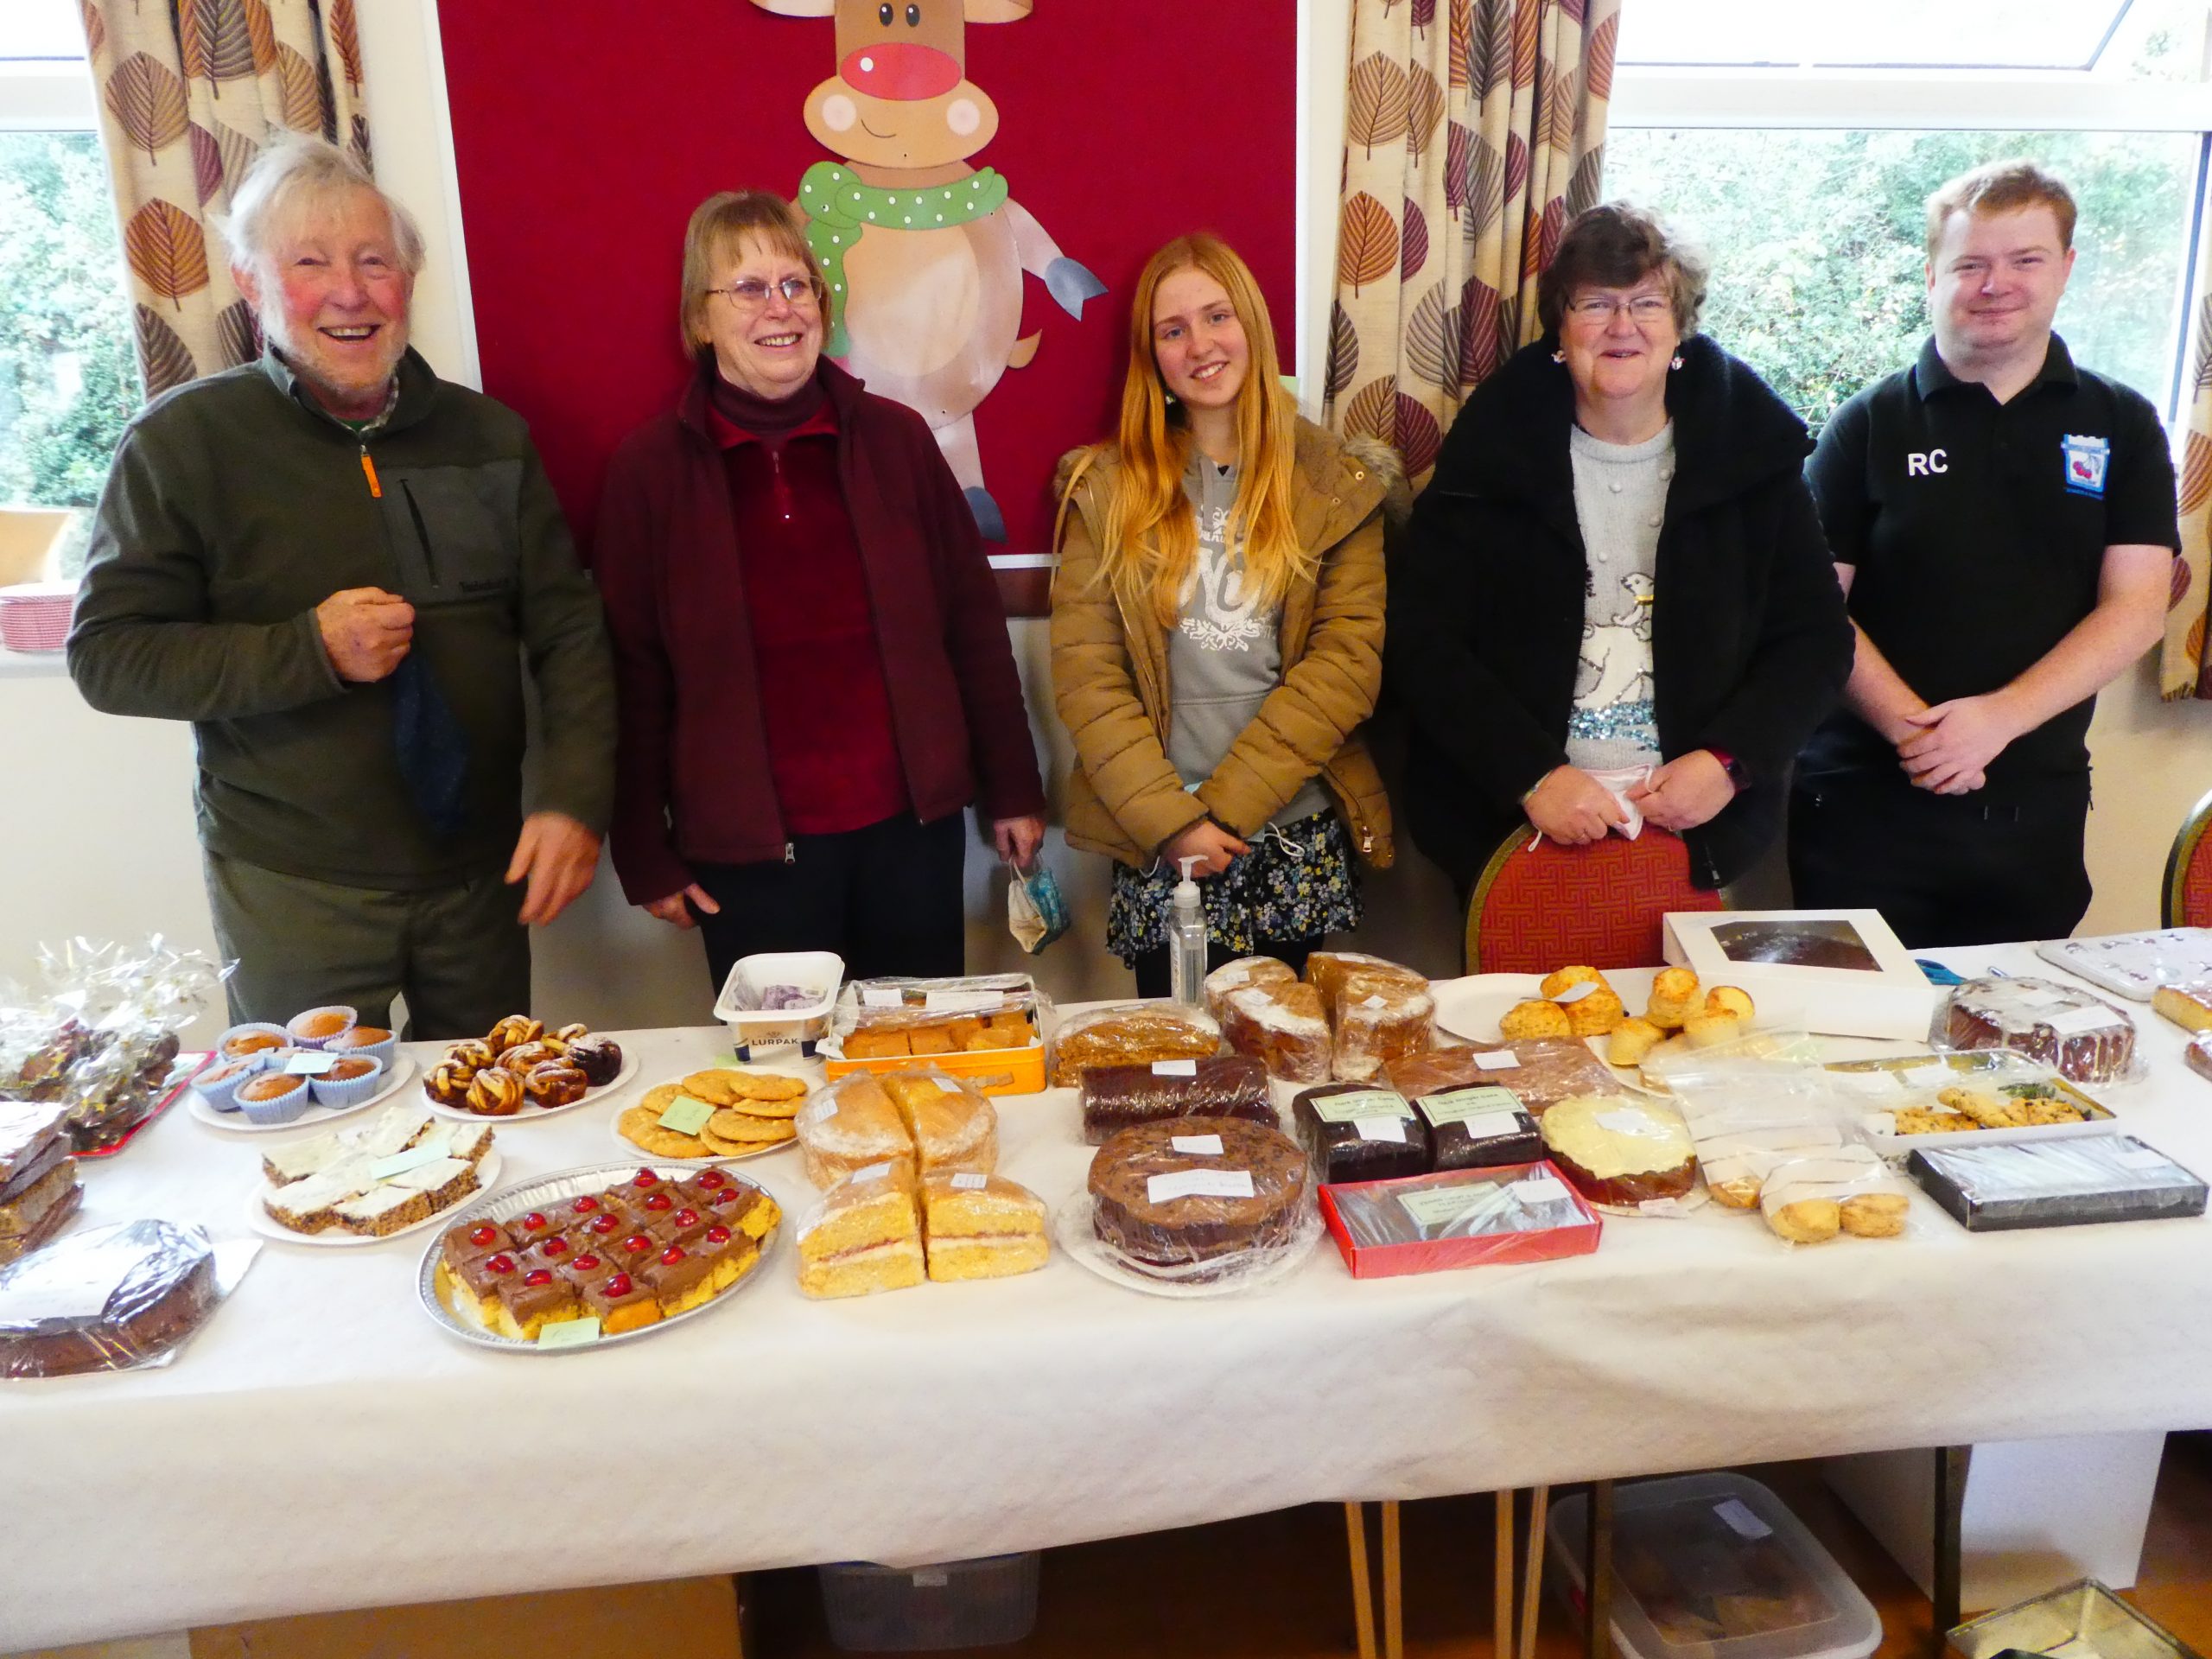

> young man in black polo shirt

[{"left": 1789, "top": 160, "right": 2178, "bottom": 949}]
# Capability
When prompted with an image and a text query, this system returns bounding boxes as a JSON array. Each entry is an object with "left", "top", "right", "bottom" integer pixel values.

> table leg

[
  {"left": 1496, "top": 1490, "right": 1515, "bottom": 1659},
  {"left": 1382, "top": 1498, "right": 1405, "bottom": 1659},
  {"left": 1521, "top": 1484, "right": 1550, "bottom": 1659},
  {"left": 1586, "top": 1479, "right": 1614, "bottom": 1659},
  {"left": 1344, "top": 1501, "right": 1379, "bottom": 1659},
  {"left": 1932, "top": 1446, "right": 1971, "bottom": 1656},
  {"left": 732, "top": 1571, "right": 747, "bottom": 1659}
]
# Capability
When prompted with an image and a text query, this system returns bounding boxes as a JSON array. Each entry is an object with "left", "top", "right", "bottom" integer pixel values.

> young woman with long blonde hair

[{"left": 1051, "top": 233, "right": 1395, "bottom": 994}]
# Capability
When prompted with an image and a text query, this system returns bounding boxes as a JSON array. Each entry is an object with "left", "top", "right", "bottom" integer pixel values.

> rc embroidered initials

[{"left": 1906, "top": 450, "right": 1948, "bottom": 477}]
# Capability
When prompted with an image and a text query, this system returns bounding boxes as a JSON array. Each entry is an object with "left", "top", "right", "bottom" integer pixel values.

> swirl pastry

[
  {"left": 466, "top": 1065, "right": 526, "bottom": 1117},
  {"left": 502, "top": 1040, "right": 559, "bottom": 1073},
  {"left": 423, "top": 1061, "right": 475, "bottom": 1108},
  {"left": 486, "top": 1015, "right": 543, "bottom": 1056},
  {"left": 444, "top": 1039, "right": 497, "bottom": 1077},
  {"left": 545, "top": 1022, "right": 590, "bottom": 1054},
  {"left": 523, "top": 1060, "right": 588, "bottom": 1108}
]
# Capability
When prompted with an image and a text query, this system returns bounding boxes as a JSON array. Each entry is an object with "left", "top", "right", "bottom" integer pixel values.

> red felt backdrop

[{"left": 435, "top": 0, "right": 1299, "bottom": 556}]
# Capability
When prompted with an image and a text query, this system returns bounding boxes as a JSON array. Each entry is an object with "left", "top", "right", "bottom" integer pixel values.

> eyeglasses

[
  {"left": 707, "top": 276, "right": 821, "bottom": 308},
  {"left": 1565, "top": 293, "right": 1673, "bottom": 324}
]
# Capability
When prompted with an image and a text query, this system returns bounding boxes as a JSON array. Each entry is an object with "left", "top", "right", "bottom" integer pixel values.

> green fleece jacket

[{"left": 68, "top": 348, "right": 616, "bottom": 890}]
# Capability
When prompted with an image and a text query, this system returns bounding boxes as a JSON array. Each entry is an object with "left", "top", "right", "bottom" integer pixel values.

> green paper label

[
  {"left": 658, "top": 1095, "right": 715, "bottom": 1135},
  {"left": 368, "top": 1144, "right": 444, "bottom": 1180},
  {"left": 537, "top": 1316, "right": 602, "bottom": 1350},
  {"left": 1395, "top": 1185, "right": 1502, "bottom": 1228},
  {"left": 1418, "top": 1086, "right": 1526, "bottom": 1128},
  {"left": 1310, "top": 1088, "right": 1414, "bottom": 1124}
]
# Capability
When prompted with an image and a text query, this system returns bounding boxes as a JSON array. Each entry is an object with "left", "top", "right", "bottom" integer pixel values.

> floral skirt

[{"left": 1105, "top": 810, "right": 1361, "bottom": 966}]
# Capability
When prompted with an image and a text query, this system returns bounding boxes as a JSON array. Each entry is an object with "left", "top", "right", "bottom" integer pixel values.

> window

[
  {"left": 1605, "top": 0, "right": 2212, "bottom": 432},
  {"left": 2, "top": 0, "right": 136, "bottom": 576}
]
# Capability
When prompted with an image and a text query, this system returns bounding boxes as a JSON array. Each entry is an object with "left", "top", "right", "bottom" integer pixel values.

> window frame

[{"left": 0, "top": 59, "right": 95, "bottom": 132}]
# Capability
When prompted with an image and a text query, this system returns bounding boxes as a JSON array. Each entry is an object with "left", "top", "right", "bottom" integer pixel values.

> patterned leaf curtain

[
  {"left": 76, "top": 0, "right": 372, "bottom": 400},
  {"left": 1325, "top": 0, "right": 1619, "bottom": 483},
  {"left": 2161, "top": 292, "right": 2212, "bottom": 698}
]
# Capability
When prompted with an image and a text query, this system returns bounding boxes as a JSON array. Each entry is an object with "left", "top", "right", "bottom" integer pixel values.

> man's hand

[
  {"left": 1628, "top": 751, "right": 1737, "bottom": 832},
  {"left": 1524, "top": 766, "right": 1627, "bottom": 845},
  {"left": 317, "top": 587, "right": 414, "bottom": 683},
  {"left": 993, "top": 815, "right": 1046, "bottom": 868},
  {"left": 1162, "top": 818, "right": 1249, "bottom": 878},
  {"left": 1897, "top": 695, "right": 2023, "bottom": 793},
  {"left": 505, "top": 811, "right": 601, "bottom": 925},
  {"left": 643, "top": 883, "right": 721, "bottom": 931}
]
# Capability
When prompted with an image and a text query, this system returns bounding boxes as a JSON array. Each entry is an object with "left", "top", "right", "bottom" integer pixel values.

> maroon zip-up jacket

[{"left": 592, "top": 359, "right": 1046, "bottom": 905}]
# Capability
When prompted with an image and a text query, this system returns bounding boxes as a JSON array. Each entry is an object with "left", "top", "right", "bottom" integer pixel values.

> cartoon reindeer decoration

[{"left": 752, "top": 0, "right": 1107, "bottom": 542}]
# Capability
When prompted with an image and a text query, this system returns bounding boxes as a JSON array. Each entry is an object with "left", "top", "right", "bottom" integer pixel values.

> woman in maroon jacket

[{"left": 594, "top": 190, "right": 1046, "bottom": 994}]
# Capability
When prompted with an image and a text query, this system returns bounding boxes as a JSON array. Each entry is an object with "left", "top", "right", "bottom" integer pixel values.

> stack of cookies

[{"left": 619, "top": 1067, "right": 808, "bottom": 1159}]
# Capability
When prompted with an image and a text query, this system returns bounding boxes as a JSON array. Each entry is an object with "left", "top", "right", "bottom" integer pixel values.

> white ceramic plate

[
  {"left": 416, "top": 1160, "right": 780, "bottom": 1353},
  {"left": 188, "top": 1053, "right": 419, "bottom": 1135},
  {"left": 602, "top": 1063, "right": 810, "bottom": 1162},
  {"left": 423, "top": 1048, "right": 639, "bottom": 1122},
  {"left": 246, "top": 1147, "right": 502, "bottom": 1248},
  {"left": 1053, "top": 1196, "right": 1322, "bottom": 1300},
  {"left": 1433, "top": 969, "right": 1800, "bottom": 1047}
]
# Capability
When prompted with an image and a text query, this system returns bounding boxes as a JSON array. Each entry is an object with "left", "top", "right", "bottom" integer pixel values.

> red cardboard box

[{"left": 1319, "top": 1160, "right": 1603, "bottom": 1279}]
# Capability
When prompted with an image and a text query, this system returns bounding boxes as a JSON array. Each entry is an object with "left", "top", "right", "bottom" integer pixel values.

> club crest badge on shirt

[{"left": 2062, "top": 433, "right": 2110, "bottom": 498}]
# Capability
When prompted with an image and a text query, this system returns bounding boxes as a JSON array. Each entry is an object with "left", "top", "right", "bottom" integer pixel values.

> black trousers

[
  {"left": 1787, "top": 772, "right": 2093, "bottom": 950},
  {"left": 1129, "top": 936, "right": 1321, "bottom": 1000},
  {"left": 690, "top": 811, "right": 968, "bottom": 996}
]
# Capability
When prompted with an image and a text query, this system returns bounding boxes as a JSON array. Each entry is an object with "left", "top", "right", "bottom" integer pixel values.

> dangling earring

[
  {"left": 1669, "top": 355, "right": 1684, "bottom": 370},
  {"left": 1551, "top": 349, "right": 1566, "bottom": 365}
]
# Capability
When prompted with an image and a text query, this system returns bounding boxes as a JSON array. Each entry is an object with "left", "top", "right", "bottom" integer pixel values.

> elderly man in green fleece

[{"left": 68, "top": 138, "right": 615, "bottom": 1039}]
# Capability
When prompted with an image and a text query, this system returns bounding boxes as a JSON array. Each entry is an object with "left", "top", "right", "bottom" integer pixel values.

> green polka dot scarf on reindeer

[{"left": 798, "top": 162, "right": 1010, "bottom": 357}]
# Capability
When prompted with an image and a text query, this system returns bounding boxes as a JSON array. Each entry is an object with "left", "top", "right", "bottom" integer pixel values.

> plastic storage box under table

[
  {"left": 1548, "top": 1471, "right": 1882, "bottom": 1659},
  {"left": 817, "top": 1551, "right": 1040, "bottom": 1651},
  {"left": 1948, "top": 1577, "right": 2202, "bottom": 1659}
]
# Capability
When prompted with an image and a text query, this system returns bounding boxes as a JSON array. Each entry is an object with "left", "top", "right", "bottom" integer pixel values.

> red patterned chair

[
  {"left": 1465, "top": 822, "right": 1725, "bottom": 974},
  {"left": 2163, "top": 785, "right": 2212, "bottom": 927}
]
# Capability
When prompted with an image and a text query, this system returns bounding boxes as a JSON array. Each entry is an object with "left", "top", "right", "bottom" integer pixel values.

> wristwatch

[{"left": 1708, "top": 748, "right": 1750, "bottom": 786}]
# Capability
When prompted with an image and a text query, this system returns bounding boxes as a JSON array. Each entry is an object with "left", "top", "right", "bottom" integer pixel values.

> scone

[
  {"left": 1840, "top": 1192, "right": 1908, "bottom": 1237},
  {"left": 1681, "top": 1012, "right": 1744, "bottom": 1048},
  {"left": 1606, "top": 1017, "right": 1664, "bottom": 1065},
  {"left": 1540, "top": 966, "right": 1608, "bottom": 1000},
  {"left": 1646, "top": 967, "right": 1700, "bottom": 1030},
  {"left": 1705, "top": 986, "right": 1755, "bottom": 1022},
  {"left": 1501, "top": 999, "right": 1574, "bottom": 1041},
  {"left": 1766, "top": 1197, "right": 1840, "bottom": 1244},
  {"left": 1562, "top": 985, "right": 1626, "bottom": 1037}
]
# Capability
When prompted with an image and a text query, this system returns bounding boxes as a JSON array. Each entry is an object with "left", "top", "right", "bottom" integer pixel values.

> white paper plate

[
  {"left": 423, "top": 1048, "right": 639, "bottom": 1122},
  {"left": 1053, "top": 1195, "right": 1322, "bottom": 1299},
  {"left": 416, "top": 1160, "right": 780, "bottom": 1353},
  {"left": 188, "top": 1053, "right": 419, "bottom": 1135},
  {"left": 247, "top": 1148, "right": 503, "bottom": 1248}
]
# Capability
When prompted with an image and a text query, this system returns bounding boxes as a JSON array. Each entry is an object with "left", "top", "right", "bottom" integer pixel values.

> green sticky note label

[
  {"left": 537, "top": 1316, "right": 602, "bottom": 1350},
  {"left": 369, "top": 1144, "right": 445, "bottom": 1180},
  {"left": 658, "top": 1095, "right": 715, "bottom": 1135},
  {"left": 1418, "top": 1086, "right": 1525, "bottom": 1128},
  {"left": 1396, "top": 1185, "right": 1501, "bottom": 1228},
  {"left": 1310, "top": 1088, "right": 1414, "bottom": 1124}
]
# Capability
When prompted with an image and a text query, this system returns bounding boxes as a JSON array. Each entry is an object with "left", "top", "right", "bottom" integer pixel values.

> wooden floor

[{"left": 744, "top": 1437, "right": 2212, "bottom": 1658}]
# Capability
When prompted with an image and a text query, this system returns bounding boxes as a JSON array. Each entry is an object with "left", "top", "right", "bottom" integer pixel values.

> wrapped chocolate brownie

[
  {"left": 1907, "top": 1135, "right": 2208, "bottom": 1231},
  {"left": 1410, "top": 1084, "right": 1543, "bottom": 1173},
  {"left": 1292, "top": 1084, "right": 1430, "bottom": 1185},
  {"left": 1079, "top": 1056, "right": 1274, "bottom": 1145}
]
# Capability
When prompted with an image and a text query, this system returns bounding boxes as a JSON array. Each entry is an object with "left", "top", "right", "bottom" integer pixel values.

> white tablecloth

[{"left": 7, "top": 944, "right": 2212, "bottom": 1649}]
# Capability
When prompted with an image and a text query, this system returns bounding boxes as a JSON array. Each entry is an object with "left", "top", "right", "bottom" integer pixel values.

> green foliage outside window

[{"left": 1605, "top": 128, "right": 2197, "bottom": 433}]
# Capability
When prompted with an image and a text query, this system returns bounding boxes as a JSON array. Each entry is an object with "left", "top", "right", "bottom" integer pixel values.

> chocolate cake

[
  {"left": 1291, "top": 1084, "right": 1430, "bottom": 1185},
  {"left": 1078, "top": 1056, "right": 1275, "bottom": 1145},
  {"left": 0, "top": 1219, "right": 219, "bottom": 1377},
  {"left": 1412, "top": 1085, "right": 1545, "bottom": 1173},
  {"left": 1088, "top": 1116, "right": 1308, "bottom": 1277},
  {"left": 1943, "top": 977, "right": 2137, "bottom": 1085}
]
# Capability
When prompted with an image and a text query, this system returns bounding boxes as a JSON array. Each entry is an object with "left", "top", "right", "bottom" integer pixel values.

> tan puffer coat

[{"left": 1049, "top": 418, "right": 1395, "bottom": 870}]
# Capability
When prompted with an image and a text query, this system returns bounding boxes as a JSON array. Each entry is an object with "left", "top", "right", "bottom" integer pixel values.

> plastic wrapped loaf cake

[
  {"left": 1306, "top": 952, "right": 1435, "bottom": 1082},
  {"left": 1408, "top": 1085, "right": 1545, "bottom": 1173},
  {"left": 1941, "top": 976, "right": 2137, "bottom": 1085},
  {"left": 1078, "top": 1056, "right": 1274, "bottom": 1144},
  {"left": 1048, "top": 1002, "right": 1220, "bottom": 1089},
  {"left": 1202, "top": 956, "right": 1298, "bottom": 1024},
  {"left": 1086, "top": 1116, "right": 1309, "bottom": 1280},
  {"left": 1386, "top": 1039, "right": 1626, "bottom": 1116},
  {"left": 1220, "top": 980, "right": 1332, "bottom": 1083}
]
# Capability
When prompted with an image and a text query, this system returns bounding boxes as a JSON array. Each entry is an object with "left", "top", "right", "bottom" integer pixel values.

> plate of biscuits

[{"left": 614, "top": 1065, "right": 810, "bottom": 1160}]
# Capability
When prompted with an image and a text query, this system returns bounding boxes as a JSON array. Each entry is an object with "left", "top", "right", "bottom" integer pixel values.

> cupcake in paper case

[
  {"left": 216, "top": 1021, "right": 294, "bottom": 1065},
  {"left": 324, "top": 1024, "right": 397, "bottom": 1067},
  {"left": 234, "top": 1071, "right": 315, "bottom": 1126},
  {"left": 192, "top": 1052, "right": 269, "bottom": 1113},
  {"left": 308, "top": 1054, "right": 386, "bottom": 1109},
  {"left": 286, "top": 1005, "right": 359, "bottom": 1050}
]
